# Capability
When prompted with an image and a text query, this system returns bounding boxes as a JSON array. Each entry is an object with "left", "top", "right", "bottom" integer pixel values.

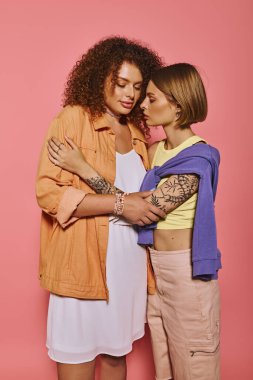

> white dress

[{"left": 46, "top": 150, "right": 147, "bottom": 363}]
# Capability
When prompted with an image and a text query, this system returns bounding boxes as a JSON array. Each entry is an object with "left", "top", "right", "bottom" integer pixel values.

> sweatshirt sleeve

[{"left": 35, "top": 109, "right": 86, "bottom": 228}]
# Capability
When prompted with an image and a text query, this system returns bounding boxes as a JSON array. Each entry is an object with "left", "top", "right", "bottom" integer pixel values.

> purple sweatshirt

[{"left": 138, "top": 143, "right": 221, "bottom": 280}]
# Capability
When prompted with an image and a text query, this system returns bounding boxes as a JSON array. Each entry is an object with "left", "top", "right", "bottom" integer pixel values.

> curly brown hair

[{"left": 63, "top": 36, "right": 163, "bottom": 130}]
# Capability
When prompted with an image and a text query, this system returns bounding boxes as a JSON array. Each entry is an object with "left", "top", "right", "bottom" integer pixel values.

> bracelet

[{"left": 113, "top": 192, "right": 129, "bottom": 216}]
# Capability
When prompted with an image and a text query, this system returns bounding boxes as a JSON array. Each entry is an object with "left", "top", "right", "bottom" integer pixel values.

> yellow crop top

[{"left": 151, "top": 135, "right": 206, "bottom": 230}]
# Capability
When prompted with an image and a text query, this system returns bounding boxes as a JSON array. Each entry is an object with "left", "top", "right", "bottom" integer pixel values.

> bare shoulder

[{"left": 148, "top": 141, "right": 162, "bottom": 164}]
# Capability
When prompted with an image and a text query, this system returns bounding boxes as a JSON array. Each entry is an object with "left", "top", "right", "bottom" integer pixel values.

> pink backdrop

[{"left": 0, "top": 0, "right": 252, "bottom": 379}]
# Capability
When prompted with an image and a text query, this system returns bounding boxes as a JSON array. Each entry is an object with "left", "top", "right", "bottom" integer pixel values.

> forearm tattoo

[
  {"left": 85, "top": 176, "right": 123, "bottom": 195},
  {"left": 150, "top": 174, "right": 199, "bottom": 212}
]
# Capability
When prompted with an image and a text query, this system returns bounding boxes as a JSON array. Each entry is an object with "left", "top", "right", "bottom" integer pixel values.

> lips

[{"left": 120, "top": 101, "right": 134, "bottom": 109}]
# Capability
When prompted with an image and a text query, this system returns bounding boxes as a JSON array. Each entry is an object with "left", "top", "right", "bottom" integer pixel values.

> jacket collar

[{"left": 93, "top": 114, "right": 147, "bottom": 143}]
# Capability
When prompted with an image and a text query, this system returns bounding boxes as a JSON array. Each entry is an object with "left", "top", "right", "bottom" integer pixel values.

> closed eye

[{"left": 116, "top": 83, "right": 126, "bottom": 88}]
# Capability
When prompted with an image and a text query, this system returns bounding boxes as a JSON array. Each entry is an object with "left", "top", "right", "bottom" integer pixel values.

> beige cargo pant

[{"left": 147, "top": 248, "right": 220, "bottom": 380}]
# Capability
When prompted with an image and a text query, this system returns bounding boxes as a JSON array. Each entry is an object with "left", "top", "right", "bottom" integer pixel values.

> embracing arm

[
  {"left": 36, "top": 111, "right": 124, "bottom": 229},
  {"left": 146, "top": 174, "right": 199, "bottom": 213},
  {"left": 78, "top": 165, "right": 123, "bottom": 195},
  {"left": 145, "top": 141, "right": 199, "bottom": 214},
  {"left": 77, "top": 159, "right": 199, "bottom": 216},
  {"left": 47, "top": 136, "right": 166, "bottom": 225},
  {"left": 48, "top": 136, "right": 198, "bottom": 217},
  {"left": 48, "top": 136, "right": 123, "bottom": 195},
  {"left": 70, "top": 168, "right": 199, "bottom": 218}
]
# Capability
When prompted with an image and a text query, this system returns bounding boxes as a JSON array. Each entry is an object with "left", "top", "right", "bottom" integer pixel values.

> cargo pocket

[
  {"left": 189, "top": 319, "right": 220, "bottom": 357},
  {"left": 188, "top": 320, "right": 220, "bottom": 380},
  {"left": 189, "top": 279, "right": 220, "bottom": 357}
]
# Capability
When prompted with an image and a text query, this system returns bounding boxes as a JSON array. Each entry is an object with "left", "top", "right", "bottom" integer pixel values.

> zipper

[{"left": 190, "top": 343, "right": 220, "bottom": 357}]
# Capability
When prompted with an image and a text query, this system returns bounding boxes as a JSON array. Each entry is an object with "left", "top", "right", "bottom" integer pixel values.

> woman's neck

[
  {"left": 163, "top": 124, "right": 194, "bottom": 150},
  {"left": 105, "top": 106, "right": 121, "bottom": 120},
  {"left": 104, "top": 107, "right": 126, "bottom": 128}
]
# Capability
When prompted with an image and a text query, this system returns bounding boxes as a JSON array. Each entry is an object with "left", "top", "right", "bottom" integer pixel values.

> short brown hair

[{"left": 151, "top": 63, "right": 207, "bottom": 128}]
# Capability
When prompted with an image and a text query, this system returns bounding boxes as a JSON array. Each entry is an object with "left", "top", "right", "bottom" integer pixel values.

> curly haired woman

[{"left": 36, "top": 36, "right": 165, "bottom": 380}]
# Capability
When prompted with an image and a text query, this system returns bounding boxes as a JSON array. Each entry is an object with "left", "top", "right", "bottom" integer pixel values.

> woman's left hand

[{"left": 47, "top": 136, "right": 86, "bottom": 176}]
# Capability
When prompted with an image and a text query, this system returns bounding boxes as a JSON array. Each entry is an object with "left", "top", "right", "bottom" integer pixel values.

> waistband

[{"left": 148, "top": 247, "right": 191, "bottom": 255}]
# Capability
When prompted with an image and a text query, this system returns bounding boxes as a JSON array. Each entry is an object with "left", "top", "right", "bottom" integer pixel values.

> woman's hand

[
  {"left": 47, "top": 136, "right": 87, "bottom": 176},
  {"left": 48, "top": 136, "right": 123, "bottom": 193},
  {"left": 122, "top": 192, "right": 166, "bottom": 226}
]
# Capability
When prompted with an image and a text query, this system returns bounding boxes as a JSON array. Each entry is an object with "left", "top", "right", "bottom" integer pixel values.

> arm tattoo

[
  {"left": 150, "top": 194, "right": 167, "bottom": 212},
  {"left": 149, "top": 174, "right": 199, "bottom": 211},
  {"left": 85, "top": 176, "right": 123, "bottom": 195}
]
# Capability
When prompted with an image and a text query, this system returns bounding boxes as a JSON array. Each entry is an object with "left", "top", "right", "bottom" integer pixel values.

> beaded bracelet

[{"left": 113, "top": 192, "right": 129, "bottom": 216}]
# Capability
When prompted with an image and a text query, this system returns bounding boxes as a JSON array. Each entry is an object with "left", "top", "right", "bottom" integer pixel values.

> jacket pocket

[{"left": 79, "top": 146, "right": 97, "bottom": 169}]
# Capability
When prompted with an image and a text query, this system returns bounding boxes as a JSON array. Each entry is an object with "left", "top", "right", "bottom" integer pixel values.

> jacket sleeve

[{"left": 35, "top": 111, "right": 86, "bottom": 228}]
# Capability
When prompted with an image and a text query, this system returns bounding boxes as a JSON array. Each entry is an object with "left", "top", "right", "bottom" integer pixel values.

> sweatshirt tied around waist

[{"left": 138, "top": 143, "right": 222, "bottom": 280}]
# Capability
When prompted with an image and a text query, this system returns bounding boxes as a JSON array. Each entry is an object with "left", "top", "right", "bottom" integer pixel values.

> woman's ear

[{"left": 175, "top": 104, "right": 181, "bottom": 120}]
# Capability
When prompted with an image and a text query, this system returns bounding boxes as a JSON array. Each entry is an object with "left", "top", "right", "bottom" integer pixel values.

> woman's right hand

[
  {"left": 122, "top": 192, "right": 166, "bottom": 226},
  {"left": 47, "top": 136, "right": 89, "bottom": 177}
]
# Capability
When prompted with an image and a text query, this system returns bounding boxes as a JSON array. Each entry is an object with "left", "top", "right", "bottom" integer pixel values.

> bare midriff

[{"left": 153, "top": 228, "right": 193, "bottom": 251}]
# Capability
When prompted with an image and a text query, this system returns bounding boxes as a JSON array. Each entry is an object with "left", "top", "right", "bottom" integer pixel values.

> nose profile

[
  {"left": 140, "top": 99, "right": 147, "bottom": 110},
  {"left": 126, "top": 85, "right": 134, "bottom": 99}
]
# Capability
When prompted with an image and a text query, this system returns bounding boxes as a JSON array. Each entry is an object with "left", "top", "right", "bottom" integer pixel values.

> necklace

[{"left": 106, "top": 107, "right": 121, "bottom": 120}]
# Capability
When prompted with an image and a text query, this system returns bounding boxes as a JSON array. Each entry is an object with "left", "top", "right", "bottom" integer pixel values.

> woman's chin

[
  {"left": 118, "top": 108, "right": 133, "bottom": 116},
  {"left": 145, "top": 121, "right": 155, "bottom": 127}
]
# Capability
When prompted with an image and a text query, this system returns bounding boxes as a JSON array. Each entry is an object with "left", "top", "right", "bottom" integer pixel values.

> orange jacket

[{"left": 36, "top": 105, "right": 155, "bottom": 300}]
